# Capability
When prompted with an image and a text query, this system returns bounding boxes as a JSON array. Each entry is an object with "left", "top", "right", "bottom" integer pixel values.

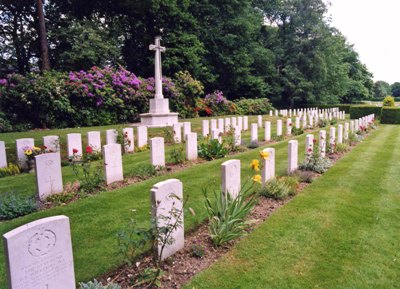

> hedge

[
  {"left": 349, "top": 105, "right": 382, "bottom": 120},
  {"left": 381, "top": 107, "right": 400, "bottom": 124}
]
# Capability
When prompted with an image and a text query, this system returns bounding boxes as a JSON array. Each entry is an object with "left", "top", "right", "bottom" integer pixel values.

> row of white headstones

[
  {"left": 3, "top": 108, "right": 344, "bottom": 202},
  {"left": 2, "top": 113, "right": 375, "bottom": 289}
]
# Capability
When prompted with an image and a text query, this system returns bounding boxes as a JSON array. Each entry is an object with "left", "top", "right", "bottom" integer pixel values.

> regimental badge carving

[{"left": 28, "top": 228, "right": 57, "bottom": 257}]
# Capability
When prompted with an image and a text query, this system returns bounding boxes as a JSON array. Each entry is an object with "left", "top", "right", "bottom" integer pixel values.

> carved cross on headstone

[{"left": 149, "top": 36, "right": 166, "bottom": 100}]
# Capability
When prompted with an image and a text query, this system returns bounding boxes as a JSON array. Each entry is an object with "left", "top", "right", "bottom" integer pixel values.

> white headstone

[
  {"left": 286, "top": 118, "right": 292, "bottom": 135},
  {"left": 330, "top": 127, "right": 336, "bottom": 153},
  {"left": 87, "top": 131, "right": 101, "bottom": 152},
  {"left": 43, "top": 136, "right": 60, "bottom": 152},
  {"left": 218, "top": 119, "right": 224, "bottom": 133},
  {"left": 264, "top": 121, "right": 271, "bottom": 142},
  {"left": 269, "top": 111, "right": 273, "bottom": 117},
  {"left": 211, "top": 130, "right": 222, "bottom": 144},
  {"left": 234, "top": 127, "right": 241, "bottom": 146},
  {"left": 231, "top": 117, "right": 237, "bottom": 128},
  {"left": 302, "top": 114, "right": 307, "bottom": 129},
  {"left": 137, "top": 126, "right": 148, "bottom": 148},
  {"left": 344, "top": 122, "right": 349, "bottom": 140},
  {"left": 3, "top": 216, "right": 76, "bottom": 289},
  {"left": 16, "top": 138, "right": 34, "bottom": 169},
  {"left": 305, "top": 134, "right": 314, "bottom": 156},
  {"left": 202, "top": 120, "right": 209, "bottom": 137},
  {"left": 319, "top": 130, "right": 326, "bottom": 158},
  {"left": 337, "top": 124, "right": 343, "bottom": 144},
  {"left": 106, "top": 129, "right": 118, "bottom": 144},
  {"left": 183, "top": 122, "right": 191, "bottom": 137},
  {"left": 225, "top": 118, "right": 231, "bottom": 132},
  {"left": 295, "top": 117, "right": 300, "bottom": 129},
  {"left": 243, "top": 116, "right": 249, "bottom": 130},
  {"left": 67, "top": 133, "right": 82, "bottom": 157},
  {"left": 257, "top": 115, "right": 262, "bottom": 128},
  {"left": 261, "top": 148, "right": 275, "bottom": 185},
  {"left": 251, "top": 123, "right": 258, "bottom": 142},
  {"left": 103, "top": 143, "right": 123, "bottom": 185},
  {"left": 185, "top": 133, "right": 198, "bottom": 160},
  {"left": 210, "top": 119, "right": 217, "bottom": 132},
  {"left": 150, "top": 137, "right": 165, "bottom": 166},
  {"left": 221, "top": 159, "right": 241, "bottom": 198},
  {"left": 237, "top": 116, "right": 243, "bottom": 131},
  {"left": 0, "top": 141, "right": 7, "bottom": 168},
  {"left": 35, "top": 152, "right": 63, "bottom": 201},
  {"left": 123, "top": 128, "right": 135, "bottom": 153},
  {"left": 151, "top": 179, "right": 184, "bottom": 260},
  {"left": 288, "top": 140, "right": 298, "bottom": 173},
  {"left": 173, "top": 123, "right": 182, "bottom": 143},
  {"left": 276, "top": 120, "right": 283, "bottom": 136}
]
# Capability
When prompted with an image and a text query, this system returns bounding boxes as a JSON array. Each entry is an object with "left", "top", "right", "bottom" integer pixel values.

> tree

[
  {"left": 391, "top": 82, "right": 400, "bottom": 97},
  {"left": 374, "top": 80, "right": 391, "bottom": 99},
  {"left": 36, "top": 0, "right": 50, "bottom": 71}
]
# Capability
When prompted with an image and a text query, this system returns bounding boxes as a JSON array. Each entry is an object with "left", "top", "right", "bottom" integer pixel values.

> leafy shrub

[
  {"left": 299, "top": 151, "right": 332, "bottom": 174},
  {"left": 204, "top": 189, "right": 256, "bottom": 246},
  {"left": 290, "top": 170, "right": 314, "bottom": 183},
  {"left": 234, "top": 98, "right": 274, "bottom": 115},
  {"left": 196, "top": 90, "right": 237, "bottom": 116},
  {"left": 330, "top": 119, "right": 337, "bottom": 125},
  {"left": 318, "top": 119, "right": 328, "bottom": 128},
  {"left": 0, "top": 163, "right": 20, "bottom": 178},
  {"left": 271, "top": 134, "right": 284, "bottom": 142},
  {"left": 381, "top": 107, "right": 400, "bottom": 124},
  {"left": 190, "top": 244, "right": 206, "bottom": 258},
  {"left": 127, "top": 164, "right": 158, "bottom": 180},
  {"left": 46, "top": 191, "right": 77, "bottom": 206},
  {"left": 383, "top": 96, "right": 395, "bottom": 107},
  {"left": 169, "top": 144, "right": 185, "bottom": 164},
  {"left": 79, "top": 279, "right": 121, "bottom": 289},
  {"left": 291, "top": 127, "right": 304, "bottom": 136},
  {"left": 335, "top": 143, "right": 349, "bottom": 153},
  {"left": 258, "top": 177, "right": 295, "bottom": 199},
  {"left": 198, "top": 139, "right": 229, "bottom": 160},
  {"left": 0, "top": 193, "right": 37, "bottom": 220},
  {"left": 349, "top": 105, "right": 382, "bottom": 120}
]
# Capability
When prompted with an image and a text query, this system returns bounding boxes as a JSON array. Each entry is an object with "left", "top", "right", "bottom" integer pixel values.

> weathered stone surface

[
  {"left": 123, "top": 128, "right": 135, "bottom": 153},
  {"left": 251, "top": 123, "right": 258, "bottom": 142},
  {"left": 67, "top": 133, "right": 82, "bottom": 157},
  {"left": 43, "top": 136, "right": 60, "bottom": 152},
  {"left": 3, "top": 215, "right": 76, "bottom": 289},
  {"left": 35, "top": 152, "right": 63, "bottom": 201},
  {"left": 173, "top": 123, "right": 182, "bottom": 143},
  {"left": 185, "top": 133, "right": 198, "bottom": 160},
  {"left": 319, "top": 130, "right": 326, "bottom": 158},
  {"left": 221, "top": 159, "right": 241, "bottom": 198},
  {"left": 106, "top": 129, "right": 118, "bottom": 144},
  {"left": 150, "top": 137, "right": 165, "bottom": 167},
  {"left": 16, "top": 138, "right": 34, "bottom": 169},
  {"left": 87, "top": 131, "right": 101, "bottom": 152}
]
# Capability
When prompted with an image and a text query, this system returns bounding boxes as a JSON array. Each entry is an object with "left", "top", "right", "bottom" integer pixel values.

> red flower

[
  {"left": 85, "top": 146, "right": 93, "bottom": 154},
  {"left": 308, "top": 148, "right": 312, "bottom": 152},
  {"left": 73, "top": 148, "right": 78, "bottom": 154},
  {"left": 313, "top": 139, "right": 317, "bottom": 143}
]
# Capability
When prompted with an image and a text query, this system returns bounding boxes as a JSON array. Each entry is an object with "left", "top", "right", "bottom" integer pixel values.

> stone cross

[{"left": 149, "top": 36, "right": 166, "bottom": 99}]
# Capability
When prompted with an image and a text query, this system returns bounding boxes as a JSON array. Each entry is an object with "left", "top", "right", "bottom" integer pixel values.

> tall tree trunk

[{"left": 36, "top": 0, "right": 50, "bottom": 71}]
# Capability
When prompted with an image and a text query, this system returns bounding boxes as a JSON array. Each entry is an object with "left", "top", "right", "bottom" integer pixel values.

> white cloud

[{"left": 328, "top": 0, "right": 400, "bottom": 84}]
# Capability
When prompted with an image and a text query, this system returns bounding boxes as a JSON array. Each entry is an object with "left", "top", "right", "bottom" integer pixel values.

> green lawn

[
  {"left": 0, "top": 121, "right": 316, "bottom": 288},
  {"left": 185, "top": 124, "right": 400, "bottom": 288}
]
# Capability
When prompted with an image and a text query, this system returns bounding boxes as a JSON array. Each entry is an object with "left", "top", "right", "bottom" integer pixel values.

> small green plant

[
  {"left": 135, "top": 144, "right": 150, "bottom": 152},
  {"left": 258, "top": 177, "right": 291, "bottom": 199},
  {"left": 134, "top": 267, "right": 164, "bottom": 288},
  {"left": 0, "top": 193, "right": 37, "bottom": 220},
  {"left": 318, "top": 119, "right": 328, "bottom": 128},
  {"left": 204, "top": 187, "right": 256, "bottom": 247},
  {"left": 291, "top": 127, "right": 304, "bottom": 136},
  {"left": 46, "top": 182, "right": 80, "bottom": 206},
  {"left": 335, "top": 143, "right": 349, "bottom": 153},
  {"left": 190, "top": 244, "right": 206, "bottom": 258},
  {"left": 383, "top": 95, "right": 395, "bottom": 107},
  {"left": 169, "top": 143, "right": 185, "bottom": 164},
  {"left": 225, "top": 127, "right": 239, "bottom": 152},
  {"left": 290, "top": 170, "right": 314, "bottom": 183},
  {"left": 271, "top": 134, "right": 284, "bottom": 142},
  {"left": 79, "top": 279, "right": 122, "bottom": 289},
  {"left": 128, "top": 164, "right": 158, "bottom": 180},
  {"left": 162, "top": 126, "right": 175, "bottom": 144},
  {"left": 198, "top": 138, "right": 229, "bottom": 160},
  {"left": 330, "top": 119, "right": 338, "bottom": 125},
  {"left": 299, "top": 145, "right": 332, "bottom": 174},
  {"left": 0, "top": 163, "right": 20, "bottom": 178}
]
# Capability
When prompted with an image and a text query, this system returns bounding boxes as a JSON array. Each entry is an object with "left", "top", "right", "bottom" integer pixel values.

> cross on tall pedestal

[{"left": 149, "top": 36, "right": 166, "bottom": 100}]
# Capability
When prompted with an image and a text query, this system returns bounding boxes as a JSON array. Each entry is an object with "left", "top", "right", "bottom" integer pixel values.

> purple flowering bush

[{"left": 196, "top": 90, "right": 237, "bottom": 116}]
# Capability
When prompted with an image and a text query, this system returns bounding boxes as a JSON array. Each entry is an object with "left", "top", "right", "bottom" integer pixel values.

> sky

[{"left": 328, "top": 0, "right": 400, "bottom": 84}]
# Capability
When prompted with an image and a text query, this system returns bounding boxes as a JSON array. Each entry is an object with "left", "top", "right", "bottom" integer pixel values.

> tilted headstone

[
  {"left": 202, "top": 120, "right": 209, "bottom": 137},
  {"left": 0, "top": 141, "right": 7, "bottom": 168},
  {"left": 261, "top": 148, "right": 275, "bottom": 185},
  {"left": 137, "top": 126, "right": 148, "bottom": 148},
  {"left": 87, "top": 131, "right": 101, "bottom": 152},
  {"left": 123, "top": 127, "right": 135, "bottom": 153},
  {"left": 319, "top": 130, "right": 326, "bottom": 158},
  {"left": 173, "top": 123, "right": 182, "bottom": 143},
  {"left": 185, "top": 133, "right": 198, "bottom": 161},
  {"left": 264, "top": 121, "right": 271, "bottom": 142},
  {"left": 35, "top": 152, "right": 63, "bottom": 201},
  {"left": 151, "top": 179, "right": 184, "bottom": 260},
  {"left": 221, "top": 159, "right": 241, "bottom": 198},
  {"left": 106, "top": 129, "right": 118, "bottom": 145},
  {"left": 337, "top": 124, "right": 343, "bottom": 144},
  {"left": 251, "top": 123, "right": 258, "bottom": 142},
  {"left": 103, "top": 143, "right": 123, "bottom": 185},
  {"left": 276, "top": 119, "right": 283, "bottom": 136},
  {"left": 150, "top": 137, "right": 165, "bottom": 167},
  {"left": 16, "top": 138, "right": 34, "bottom": 169},
  {"left": 3, "top": 215, "right": 76, "bottom": 289},
  {"left": 305, "top": 134, "right": 314, "bottom": 156},
  {"left": 67, "top": 133, "right": 82, "bottom": 157},
  {"left": 43, "top": 136, "right": 60, "bottom": 152},
  {"left": 288, "top": 140, "right": 298, "bottom": 173}
]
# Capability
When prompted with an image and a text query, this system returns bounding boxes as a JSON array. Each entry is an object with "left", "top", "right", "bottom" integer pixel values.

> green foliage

[
  {"left": 335, "top": 143, "right": 349, "bottom": 153},
  {"left": 374, "top": 81, "right": 391, "bottom": 99},
  {"left": 127, "top": 164, "right": 158, "bottom": 180},
  {"left": 299, "top": 151, "right": 332, "bottom": 174},
  {"left": 383, "top": 96, "right": 395, "bottom": 107},
  {"left": 46, "top": 191, "right": 77, "bottom": 206},
  {"left": 318, "top": 119, "right": 329, "bottom": 128},
  {"left": 271, "top": 134, "right": 284, "bottom": 142},
  {"left": 330, "top": 119, "right": 338, "bottom": 125},
  {"left": 349, "top": 105, "right": 382, "bottom": 120},
  {"left": 204, "top": 188, "right": 256, "bottom": 247},
  {"left": 381, "top": 107, "right": 400, "bottom": 124},
  {"left": 161, "top": 127, "right": 175, "bottom": 144},
  {"left": 169, "top": 144, "right": 185, "bottom": 165},
  {"left": 258, "top": 177, "right": 296, "bottom": 200},
  {"left": 391, "top": 82, "right": 400, "bottom": 97},
  {"left": 291, "top": 127, "right": 304, "bottom": 136},
  {"left": 234, "top": 98, "right": 274, "bottom": 115},
  {"left": 290, "top": 170, "right": 314, "bottom": 184},
  {"left": 0, "top": 163, "right": 20, "bottom": 178},
  {"left": 134, "top": 268, "right": 164, "bottom": 288},
  {"left": 70, "top": 150, "right": 104, "bottom": 193},
  {"left": 198, "top": 139, "right": 229, "bottom": 161},
  {"left": 79, "top": 279, "right": 121, "bottom": 289},
  {"left": 190, "top": 244, "right": 206, "bottom": 258},
  {"left": 0, "top": 193, "right": 37, "bottom": 220}
]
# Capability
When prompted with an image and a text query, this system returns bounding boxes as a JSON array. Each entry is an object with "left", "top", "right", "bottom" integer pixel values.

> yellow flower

[
  {"left": 33, "top": 146, "right": 41, "bottom": 151},
  {"left": 250, "top": 159, "right": 260, "bottom": 171},
  {"left": 252, "top": 174, "right": 262, "bottom": 184},
  {"left": 260, "top": 150, "right": 269, "bottom": 160},
  {"left": 25, "top": 149, "right": 33, "bottom": 156}
]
